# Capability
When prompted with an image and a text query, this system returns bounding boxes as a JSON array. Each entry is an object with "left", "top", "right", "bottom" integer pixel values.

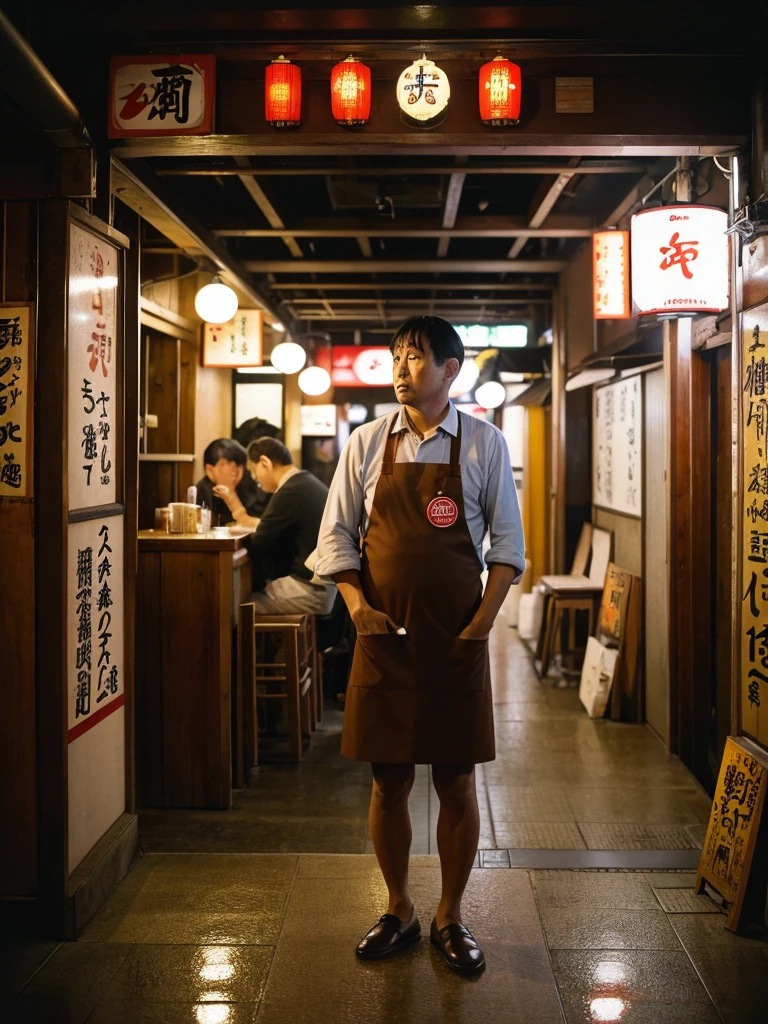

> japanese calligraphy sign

[
  {"left": 696, "top": 736, "right": 768, "bottom": 931},
  {"left": 202, "top": 309, "right": 263, "bottom": 368},
  {"left": 0, "top": 303, "right": 33, "bottom": 497},
  {"left": 631, "top": 205, "right": 729, "bottom": 316},
  {"left": 593, "top": 376, "right": 642, "bottom": 517},
  {"left": 109, "top": 55, "right": 215, "bottom": 137},
  {"left": 592, "top": 230, "right": 630, "bottom": 319},
  {"left": 68, "top": 224, "right": 119, "bottom": 511},
  {"left": 67, "top": 516, "right": 124, "bottom": 737},
  {"left": 741, "top": 305, "right": 768, "bottom": 748}
]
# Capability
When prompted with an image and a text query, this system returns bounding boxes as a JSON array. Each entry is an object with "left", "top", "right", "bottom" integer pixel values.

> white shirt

[{"left": 315, "top": 403, "right": 525, "bottom": 582}]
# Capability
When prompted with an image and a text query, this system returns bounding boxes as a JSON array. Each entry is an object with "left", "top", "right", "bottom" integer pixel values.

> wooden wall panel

[{"left": 0, "top": 201, "right": 38, "bottom": 897}]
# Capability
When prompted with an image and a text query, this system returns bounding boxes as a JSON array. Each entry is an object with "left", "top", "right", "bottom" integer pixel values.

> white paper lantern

[
  {"left": 449, "top": 358, "right": 480, "bottom": 399},
  {"left": 630, "top": 205, "right": 729, "bottom": 316},
  {"left": 194, "top": 279, "right": 239, "bottom": 324},
  {"left": 298, "top": 366, "right": 332, "bottom": 396},
  {"left": 270, "top": 341, "right": 307, "bottom": 374},
  {"left": 396, "top": 55, "right": 450, "bottom": 128},
  {"left": 475, "top": 380, "right": 506, "bottom": 409}
]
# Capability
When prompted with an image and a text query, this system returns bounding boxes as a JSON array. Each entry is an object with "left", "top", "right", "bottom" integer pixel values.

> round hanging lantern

[
  {"left": 475, "top": 380, "right": 506, "bottom": 410},
  {"left": 396, "top": 54, "right": 450, "bottom": 129},
  {"left": 194, "top": 277, "right": 239, "bottom": 324},
  {"left": 479, "top": 56, "right": 521, "bottom": 127},
  {"left": 270, "top": 341, "right": 307, "bottom": 374},
  {"left": 331, "top": 56, "right": 371, "bottom": 127},
  {"left": 298, "top": 366, "right": 332, "bottom": 396},
  {"left": 265, "top": 56, "right": 301, "bottom": 128}
]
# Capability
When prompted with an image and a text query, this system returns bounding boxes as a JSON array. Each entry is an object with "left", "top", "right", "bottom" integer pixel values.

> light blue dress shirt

[{"left": 315, "top": 403, "right": 526, "bottom": 582}]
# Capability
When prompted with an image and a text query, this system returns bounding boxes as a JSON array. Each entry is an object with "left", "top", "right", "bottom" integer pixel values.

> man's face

[
  {"left": 251, "top": 456, "right": 278, "bottom": 494},
  {"left": 205, "top": 458, "right": 244, "bottom": 489},
  {"left": 392, "top": 335, "right": 458, "bottom": 409}
]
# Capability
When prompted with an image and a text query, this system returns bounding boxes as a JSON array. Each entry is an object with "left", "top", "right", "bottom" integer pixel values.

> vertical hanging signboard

[
  {"left": 67, "top": 224, "right": 119, "bottom": 512},
  {"left": 593, "top": 376, "right": 642, "bottom": 517},
  {"left": 741, "top": 304, "right": 768, "bottom": 748},
  {"left": 0, "top": 303, "right": 34, "bottom": 496}
]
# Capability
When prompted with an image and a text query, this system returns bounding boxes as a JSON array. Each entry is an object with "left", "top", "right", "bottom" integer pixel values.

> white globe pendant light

[
  {"left": 475, "top": 380, "right": 506, "bottom": 409},
  {"left": 298, "top": 366, "right": 332, "bottom": 396},
  {"left": 194, "top": 277, "right": 239, "bottom": 324},
  {"left": 449, "top": 358, "right": 480, "bottom": 399},
  {"left": 270, "top": 341, "right": 307, "bottom": 374}
]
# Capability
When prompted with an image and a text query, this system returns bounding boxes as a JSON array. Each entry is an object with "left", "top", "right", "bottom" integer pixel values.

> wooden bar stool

[{"left": 238, "top": 604, "right": 316, "bottom": 767}]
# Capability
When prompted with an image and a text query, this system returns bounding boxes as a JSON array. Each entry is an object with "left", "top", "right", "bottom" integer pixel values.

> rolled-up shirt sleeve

[
  {"left": 315, "top": 429, "right": 366, "bottom": 579},
  {"left": 482, "top": 428, "right": 526, "bottom": 583}
]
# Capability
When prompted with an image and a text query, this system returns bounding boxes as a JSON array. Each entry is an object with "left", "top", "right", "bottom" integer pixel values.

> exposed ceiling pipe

[{"left": 0, "top": 10, "right": 91, "bottom": 149}]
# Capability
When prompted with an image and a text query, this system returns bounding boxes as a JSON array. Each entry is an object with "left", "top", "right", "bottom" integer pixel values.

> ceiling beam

[
  {"left": 438, "top": 172, "right": 466, "bottom": 258},
  {"left": 269, "top": 281, "right": 554, "bottom": 291},
  {"left": 233, "top": 156, "right": 303, "bottom": 258},
  {"left": 245, "top": 259, "right": 565, "bottom": 273},
  {"left": 508, "top": 157, "right": 582, "bottom": 259},
  {"left": 292, "top": 313, "right": 532, "bottom": 322},
  {"left": 288, "top": 297, "right": 549, "bottom": 305},
  {"left": 111, "top": 158, "right": 286, "bottom": 325},
  {"left": 215, "top": 217, "right": 593, "bottom": 239},
  {"left": 157, "top": 162, "right": 650, "bottom": 178},
  {"left": 357, "top": 236, "right": 373, "bottom": 258}
]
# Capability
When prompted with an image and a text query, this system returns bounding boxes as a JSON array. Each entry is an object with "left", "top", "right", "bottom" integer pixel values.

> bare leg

[
  {"left": 432, "top": 764, "right": 479, "bottom": 929},
  {"left": 369, "top": 762, "right": 416, "bottom": 920}
]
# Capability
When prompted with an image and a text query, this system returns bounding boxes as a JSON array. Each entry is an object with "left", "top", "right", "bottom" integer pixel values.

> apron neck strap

[
  {"left": 449, "top": 414, "right": 462, "bottom": 477},
  {"left": 381, "top": 413, "right": 402, "bottom": 475}
]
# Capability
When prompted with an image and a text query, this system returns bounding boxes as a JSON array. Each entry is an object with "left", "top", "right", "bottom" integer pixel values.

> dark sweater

[
  {"left": 245, "top": 470, "right": 329, "bottom": 584},
  {"left": 195, "top": 473, "right": 269, "bottom": 526}
]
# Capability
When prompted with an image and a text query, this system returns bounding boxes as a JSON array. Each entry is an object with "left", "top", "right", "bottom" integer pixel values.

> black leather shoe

[
  {"left": 430, "top": 918, "right": 486, "bottom": 973},
  {"left": 355, "top": 913, "right": 421, "bottom": 960}
]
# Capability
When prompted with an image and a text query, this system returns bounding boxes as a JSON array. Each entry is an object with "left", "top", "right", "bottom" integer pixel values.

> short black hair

[
  {"left": 389, "top": 315, "right": 464, "bottom": 366},
  {"left": 203, "top": 437, "right": 248, "bottom": 468},
  {"left": 248, "top": 436, "right": 293, "bottom": 466}
]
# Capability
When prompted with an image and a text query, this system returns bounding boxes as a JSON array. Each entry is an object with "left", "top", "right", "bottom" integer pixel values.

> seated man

[
  {"left": 213, "top": 437, "right": 336, "bottom": 615},
  {"left": 195, "top": 437, "right": 268, "bottom": 526}
]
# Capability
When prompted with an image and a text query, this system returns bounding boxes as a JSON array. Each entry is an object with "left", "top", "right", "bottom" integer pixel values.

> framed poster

[
  {"left": 67, "top": 223, "right": 121, "bottom": 512},
  {"left": 109, "top": 54, "right": 215, "bottom": 137},
  {"left": 0, "top": 303, "right": 34, "bottom": 497},
  {"left": 203, "top": 310, "right": 263, "bottom": 368},
  {"left": 593, "top": 376, "right": 642, "bottom": 517}
]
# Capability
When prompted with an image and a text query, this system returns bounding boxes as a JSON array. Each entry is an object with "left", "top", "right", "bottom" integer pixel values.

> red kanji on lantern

[
  {"left": 479, "top": 55, "right": 521, "bottom": 126},
  {"left": 331, "top": 56, "right": 371, "bottom": 126},
  {"left": 265, "top": 56, "right": 301, "bottom": 128}
]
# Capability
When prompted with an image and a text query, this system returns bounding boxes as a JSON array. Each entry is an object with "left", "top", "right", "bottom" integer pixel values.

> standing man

[{"left": 315, "top": 316, "right": 525, "bottom": 973}]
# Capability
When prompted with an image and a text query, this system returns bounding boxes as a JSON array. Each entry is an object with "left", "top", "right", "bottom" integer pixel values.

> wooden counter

[{"left": 135, "top": 531, "right": 252, "bottom": 809}]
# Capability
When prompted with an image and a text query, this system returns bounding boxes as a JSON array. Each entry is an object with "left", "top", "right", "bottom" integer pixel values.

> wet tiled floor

[{"left": 6, "top": 627, "right": 767, "bottom": 1021}]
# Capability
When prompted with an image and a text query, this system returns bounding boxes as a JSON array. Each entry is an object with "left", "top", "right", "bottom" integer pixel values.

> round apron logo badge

[{"left": 426, "top": 496, "right": 459, "bottom": 528}]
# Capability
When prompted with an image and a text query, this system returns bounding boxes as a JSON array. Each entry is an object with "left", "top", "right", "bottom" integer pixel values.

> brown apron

[{"left": 341, "top": 413, "right": 495, "bottom": 765}]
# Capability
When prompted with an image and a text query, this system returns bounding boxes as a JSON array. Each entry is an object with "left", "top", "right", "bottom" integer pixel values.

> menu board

[
  {"left": 0, "top": 303, "right": 33, "bottom": 496},
  {"left": 202, "top": 309, "right": 263, "bottom": 368},
  {"left": 741, "top": 305, "right": 768, "bottom": 748},
  {"left": 67, "top": 515, "right": 124, "bottom": 738},
  {"left": 67, "top": 223, "right": 120, "bottom": 511},
  {"left": 696, "top": 736, "right": 768, "bottom": 930},
  {"left": 593, "top": 376, "right": 642, "bottom": 517}
]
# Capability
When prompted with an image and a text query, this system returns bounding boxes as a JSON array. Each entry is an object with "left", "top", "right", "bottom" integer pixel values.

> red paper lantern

[
  {"left": 265, "top": 56, "right": 301, "bottom": 128},
  {"left": 331, "top": 56, "right": 371, "bottom": 126},
  {"left": 479, "top": 56, "right": 521, "bottom": 127}
]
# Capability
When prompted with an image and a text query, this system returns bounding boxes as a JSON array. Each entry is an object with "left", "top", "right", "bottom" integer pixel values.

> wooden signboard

[
  {"left": 741, "top": 305, "right": 768, "bottom": 749},
  {"left": 202, "top": 309, "right": 263, "bottom": 368},
  {"left": 595, "top": 563, "right": 643, "bottom": 723},
  {"left": 696, "top": 735, "right": 768, "bottom": 931},
  {"left": 0, "top": 303, "right": 34, "bottom": 497}
]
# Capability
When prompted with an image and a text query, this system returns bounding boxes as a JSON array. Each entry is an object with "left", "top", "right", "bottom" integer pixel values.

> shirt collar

[
  {"left": 276, "top": 466, "right": 301, "bottom": 490},
  {"left": 391, "top": 402, "right": 458, "bottom": 438}
]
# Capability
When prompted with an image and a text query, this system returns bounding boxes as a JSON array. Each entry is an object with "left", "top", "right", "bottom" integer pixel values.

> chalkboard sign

[
  {"left": 696, "top": 736, "right": 768, "bottom": 931},
  {"left": 593, "top": 376, "right": 642, "bottom": 517}
]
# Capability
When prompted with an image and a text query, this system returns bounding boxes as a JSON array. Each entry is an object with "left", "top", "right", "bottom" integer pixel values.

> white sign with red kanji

[
  {"left": 630, "top": 205, "right": 729, "bottom": 316},
  {"left": 68, "top": 224, "right": 119, "bottom": 511},
  {"left": 109, "top": 55, "right": 215, "bottom": 137}
]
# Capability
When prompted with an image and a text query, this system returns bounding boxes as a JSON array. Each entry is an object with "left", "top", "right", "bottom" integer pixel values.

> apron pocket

[
  {"left": 443, "top": 637, "right": 488, "bottom": 692},
  {"left": 353, "top": 632, "right": 409, "bottom": 690}
]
